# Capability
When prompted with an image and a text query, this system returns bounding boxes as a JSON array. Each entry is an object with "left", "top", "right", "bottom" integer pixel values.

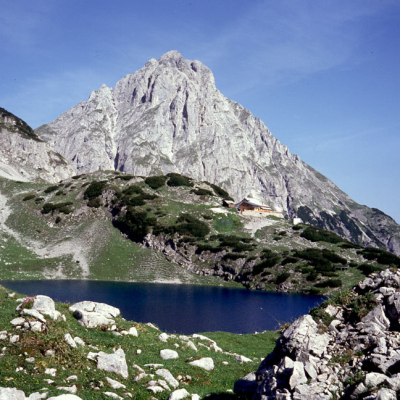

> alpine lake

[{"left": 0, "top": 280, "right": 325, "bottom": 334}]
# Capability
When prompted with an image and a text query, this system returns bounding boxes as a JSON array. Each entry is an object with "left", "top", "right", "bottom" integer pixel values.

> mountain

[
  {"left": 35, "top": 51, "right": 400, "bottom": 254},
  {"left": 0, "top": 108, "right": 74, "bottom": 183}
]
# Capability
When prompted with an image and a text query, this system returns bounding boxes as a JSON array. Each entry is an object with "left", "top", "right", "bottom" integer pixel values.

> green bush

[
  {"left": 174, "top": 213, "right": 210, "bottom": 238},
  {"left": 119, "top": 175, "right": 135, "bottom": 181},
  {"left": 282, "top": 256, "right": 299, "bottom": 265},
  {"left": 166, "top": 173, "right": 193, "bottom": 187},
  {"left": 315, "top": 279, "right": 342, "bottom": 288},
  {"left": 222, "top": 253, "right": 246, "bottom": 261},
  {"left": 300, "top": 226, "right": 344, "bottom": 244},
  {"left": 202, "top": 214, "right": 213, "bottom": 220},
  {"left": 145, "top": 175, "right": 167, "bottom": 189},
  {"left": 87, "top": 198, "right": 102, "bottom": 208},
  {"left": 123, "top": 185, "right": 144, "bottom": 196},
  {"left": 293, "top": 249, "right": 335, "bottom": 271},
  {"left": 116, "top": 208, "right": 154, "bottom": 241},
  {"left": 292, "top": 224, "right": 304, "bottom": 231},
  {"left": 191, "top": 188, "right": 214, "bottom": 196},
  {"left": 44, "top": 185, "right": 59, "bottom": 194},
  {"left": 83, "top": 181, "right": 107, "bottom": 200},
  {"left": 35, "top": 197, "right": 44, "bottom": 203},
  {"left": 23, "top": 194, "right": 35, "bottom": 201},
  {"left": 55, "top": 216, "right": 62, "bottom": 224},
  {"left": 306, "top": 272, "right": 319, "bottom": 281},
  {"left": 275, "top": 272, "right": 290, "bottom": 284},
  {"left": 58, "top": 206, "right": 72, "bottom": 214},
  {"left": 208, "top": 183, "right": 233, "bottom": 201},
  {"left": 357, "top": 248, "right": 400, "bottom": 267},
  {"left": 41, "top": 202, "right": 73, "bottom": 214},
  {"left": 195, "top": 244, "right": 222, "bottom": 254},
  {"left": 308, "top": 287, "right": 322, "bottom": 295},
  {"left": 357, "top": 263, "right": 383, "bottom": 276}
]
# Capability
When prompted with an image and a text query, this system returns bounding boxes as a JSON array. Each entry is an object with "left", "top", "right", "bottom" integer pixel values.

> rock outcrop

[
  {"left": 35, "top": 51, "right": 400, "bottom": 254},
  {"left": 0, "top": 108, "right": 74, "bottom": 183},
  {"left": 237, "top": 268, "right": 400, "bottom": 399}
]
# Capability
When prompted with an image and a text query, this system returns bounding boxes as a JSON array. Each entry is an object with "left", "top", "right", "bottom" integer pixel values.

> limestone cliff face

[
  {"left": 0, "top": 108, "right": 74, "bottom": 183},
  {"left": 35, "top": 51, "right": 400, "bottom": 253}
]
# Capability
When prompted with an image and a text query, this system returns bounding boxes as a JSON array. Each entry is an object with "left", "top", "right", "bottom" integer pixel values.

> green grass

[{"left": 0, "top": 285, "right": 279, "bottom": 399}]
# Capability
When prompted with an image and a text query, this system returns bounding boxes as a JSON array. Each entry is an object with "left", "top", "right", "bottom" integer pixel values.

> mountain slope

[
  {"left": 0, "top": 108, "right": 74, "bottom": 183},
  {"left": 35, "top": 51, "right": 400, "bottom": 254}
]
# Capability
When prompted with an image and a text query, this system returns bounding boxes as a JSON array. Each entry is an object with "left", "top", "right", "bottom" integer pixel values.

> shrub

[
  {"left": 195, "top": 244, "right": 222, "bottom": 254},
  {"left": 310, "top": 307, "right": 335, "bottom": 326},
  {"left": 58, "top": 206, "right": 72, "bottom": 214},
  {"left": 275, "top": 272, "right": 290, "bottom": 284},
  {"left": 357, "top": 248, "right": 400, "bottom": 267},
  {"left": 145, "top": 175, "right": 167, "bottom": 189},
  {"left": 72, "top": 174, "right": 84, "bottom": 179},
  {"left": 83, "top": 181, "right": 107, "bottom": 200},
  {"left": 191, "top": 188, "right": 214, "bottom": 196},
  {"left": 357, "top": 263, "right": 383, "bottom": 276},
  {"left": 166, "top": 173, "right": 193, "bottom": 187},
  {"left": 293, "top": 249, "right": 334, "bottom": 272},
  {"left": 315, "top": 279, "right": 342, "bottom": 288},
  {"left": 126, "top": 197, "right": 146, "bottom": 207},
  {"left": 23, "top": 194, "right": 35, "bottom": 201},
  {"left": 41, "top": 202, "right": 73, "bottom": 214},
  {"left": 123, "top": 185, "right": 144, "bottom": 196},
  {"left": 306, "top": 272, "right": 319, "bottom": 282},
  {"left": 345, "top": 292, "right": 377, "bottom": 323},
  {"left": 44, "top": 185, "right": 58, "bottom": 194},
  {"left": 87, "top": 198, "right": 102, "bottom": 208},
  {"left": 55, "top": 216, "right": 62, "bottom": 224},
  {"left": 202, "top": 214, "right": 213, "bottom": 220},
  {"left": 308, "top": 287, "right": 322, "bottom": 295},
  {"left": 174, "top": 214, "right": 210, "bottom": 238},
  {"left": 282, "top": 256, "right": 299, "bottom": 265},
  {"left": 55, "top": 190, "right": 65, "bottom": 196},
  {"left": 35, "top": 197, "right": 44, "bottom": 203},
  {"left": 222, "top": 253, "right": 246, "bottom": 261},
  {"left": 208, "top": 183, "right": 233, "bottom": 201},
  {"left": 117, "top": 208, "right": 154, "bottom": 241},
  {"left": 300, "top": 226, "right": 344, "bottom": 244},
  {"left": 119, "top": 175, "right": 135, "bottom": 181},
  {"left": 292, "top": 224, "right": 304, "bottom": 231}
]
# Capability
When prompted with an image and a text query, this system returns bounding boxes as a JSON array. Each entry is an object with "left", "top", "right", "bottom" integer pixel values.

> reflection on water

[{"left": 0, "top": 280, "right": 325, "bottom": 334}]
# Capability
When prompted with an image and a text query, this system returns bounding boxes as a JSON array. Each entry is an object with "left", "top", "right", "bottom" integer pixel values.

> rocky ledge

[{"left": 236, "top": 269, "right": 400, "bottom": 399}]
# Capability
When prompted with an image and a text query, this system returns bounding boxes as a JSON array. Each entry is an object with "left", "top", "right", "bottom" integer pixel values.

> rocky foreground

[
  {"left": 235, "top": 268, "right": 400, "bottom": 399},
  {"left": 0, "top": 288, "right": 270, "bottom": 400}
]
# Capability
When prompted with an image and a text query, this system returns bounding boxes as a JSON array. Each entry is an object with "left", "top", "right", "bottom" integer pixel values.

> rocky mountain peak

[{"left": 35, "top": 51, "right": 400, "bottom": 254}]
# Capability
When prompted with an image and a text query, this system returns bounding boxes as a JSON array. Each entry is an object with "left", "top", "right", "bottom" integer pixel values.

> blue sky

[{"left": 1, "top": 0, "right": 399, "bottom": 222}]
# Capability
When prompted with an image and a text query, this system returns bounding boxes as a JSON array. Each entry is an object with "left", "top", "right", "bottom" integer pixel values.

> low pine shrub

[
  {"left": 314, "top": 279, "right": 342, "bottom": 288},
  {"left": 44, "top": 185, "right": 58, "bottom": 194},
  {"left": 83, "top": 181, "right": 107, "bottom": 200},
  {"left": 145, "top": 175, "right": 167, "bottom": 189},
  {"left": 275, "top": 272, "right": 290, "bottom": 284},
  {"left": 191, "top": 188, "right": 214, "bottom": 196},
  {"left": 300, "top": 226, "right": 344, "bottom": 244},
  {"left": 208, "top": 183, "right": 233, "bottom": 201},
  {"left": 166, "top": 173, "right": 193, "bottom": 187},
  {"left": 123, "top": 185, "right": 144, "bottom": 196},
  {"left": 87, "top": 198, "right": 102, "bottom": 208},
  {"left": 174, "top": 213, "right": 210, "bottom": 238},
  {"left": 222, "top": 253, "right": 245, "bottom": 261},
  {"left": 23, "top": 194, "right": 35, "bottom": 201}
]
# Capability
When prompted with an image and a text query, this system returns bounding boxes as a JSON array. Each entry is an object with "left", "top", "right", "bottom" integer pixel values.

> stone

[
  {"left": 71, "top": 309, "right": 114, "bottom": 329},
  {"left": 45, "top": 368, "right": 57, "bottom": 376},
  {"left": 168, "top": 388, "right": 190, "bottom": 400},
  {"left": 0, "top": 387, "right": 26, "bottom": 400},
  {"left": 156, "top": 368, "right": 179, "bottom": 388},
  {"left": 64, "top": 333, "right": 77, "bottom": 348},
  {"left": 289, "top": 361, "right": 307, "bottom": 390},
  {"left": 103, "top": 393, "right": 123, "bottom": 399},
  {"left": 73, "top": 337, "right": 85, "bottom": 347},
  {"left": 47, "top": 396, "right": 83, "bottom": 400},
  {"left": 189, "top": 357, "right": 214, "bottom": 371},
  {"left": 10, "top": 317, "right": 26, "bottom": 326},
  {"left": 365, "top": 372, "right": 387, "bottom": 388},
  {"left": 160, "top": 349, "right": 179, "bottom": 360},
  {"left": 376, "top": 388, "right": 397, "bottom": 400},
  {"left": 69, "top": 301, "right": 120, "bottom": 318},
  {"left": 20, "top": 309, "right": 46, "bottom": 323},
  {"left": 234, "top": 372, "right": 257, "bottom": 395},
  {"left": 56, "top": 385, "right": 77, "bottom": 394},
  {"left": 235, "top": 355, "right": 252, "bottom": 363},
  {"left": 96, "top": 349, "right": 129, "bottom": 379},
  {"left": 159, "top": 333, "right": 169, "bottom": 342},
  {"left": 106, "top": 377, "right": 126, "bottom": 389},
  {"left": 31, "top": 295, "right": 61, "bottom": 320}
]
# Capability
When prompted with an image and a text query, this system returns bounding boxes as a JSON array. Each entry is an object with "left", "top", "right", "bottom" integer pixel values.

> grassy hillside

[
  {"left": 1, "top": 172, "right": 399, "bottom": 296},
  {"left": 0, "top": 285, "right": 279, "bottom": 399}
]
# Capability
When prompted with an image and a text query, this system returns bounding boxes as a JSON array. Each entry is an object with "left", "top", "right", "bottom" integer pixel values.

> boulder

[
  {"left": 71, "top": 309, "right": 114, "bottom": 329},
  {"left": 0, "top": 387, "right": 26, "bottom": 400},
  {"left": 47, "top": 396, "right": 83, "bottom": 400},
  {"left": 96, "top": 349, "right": 129, "bottom": 379},
  {"left": 189, "top": 358, "right": 214, "bottom": 371},
  {"left": 156, "top": 369, "right": 179, "bottom": 389},
  {"left": 31, "top": 295, "right": 61, "bottom": 320},
  {"left": 69, "top": 301, "right": 120, "bottom": 318},
  {"left": 160, "top": 349, "right": 179, "bottom": 360},
  {"left": 168, "top": 388, "right": 190, "bottom": 400},
  {"left": 233, "top": 372, "right": 257, "bottom": 395}
]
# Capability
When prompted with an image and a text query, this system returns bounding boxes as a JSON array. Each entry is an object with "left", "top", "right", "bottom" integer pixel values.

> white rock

[
  {"left": 168, "top": 388, "right": 190, "bottom": 400},
  {"left": 66, "top": 375, "right": 78, "bottom": 381},
  {"left": 47, "top": 396, "right": 83, "bottom": 400},
  {"left": 160, "top": 349, "right": 179, "bottom": 360},
  {"left": 10, "top": 317, "right": 26, "bottom": 326},
  {"left": 147, "top": 386, "right": 164, "bottom": 393},
  {"left": 189, "top": 357, "right": 214, "bottom": 371},
  {"left": 10, "top": 334, "right": 20, "bottom": 343},
  {"left": 25, "top": 357, "right": 35, "bottom": 363},
  {"left": 69, "top": 301, "right": 120, "bottom": 318},
  {"left": 97, "top": 349, "right": 129, "bottom": 378},
  {"left": 159, "top": 332, "right": 169, "bottom": 342},
  {"left": 20, "top": 309, "right": 46, "bottom": 323},
  {"left": 106, "top": 377, "right": 126, "bottom": 389},
  {"left": 64, "top": 333, "right": 77, "bottom": 348},
  {"left": 103, "top": 393, "right": 123, "bottom": 400},
  {"left": 235, "top": 355, "right": 252, "bottom": 363},
  {"left": 156, "top": 368, "right": 179, "bottom": 388},
  {"left": 45, "top": 368, "right": 57, "bottom": 377},
  {"left": 56, "top": 385, "right": 77, "bottom": 394},
  {"left": 73, "top": 337, "right": 85, "bottom": 347},
  {"left": 0, "top": 388, "right": 27, "bottom": 400},
  {"left": 32, "top": 295, "right": 61, "bottom": 320}
]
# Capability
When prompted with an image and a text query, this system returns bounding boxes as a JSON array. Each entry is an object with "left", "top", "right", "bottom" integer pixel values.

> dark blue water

[{"left": 0, "top": 280, "right": 324, "bottom": 334}]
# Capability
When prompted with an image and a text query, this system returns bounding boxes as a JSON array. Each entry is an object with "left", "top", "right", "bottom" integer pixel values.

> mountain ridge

[{"left": 31, "top": 51, "right": 400, "bottom": 254}]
